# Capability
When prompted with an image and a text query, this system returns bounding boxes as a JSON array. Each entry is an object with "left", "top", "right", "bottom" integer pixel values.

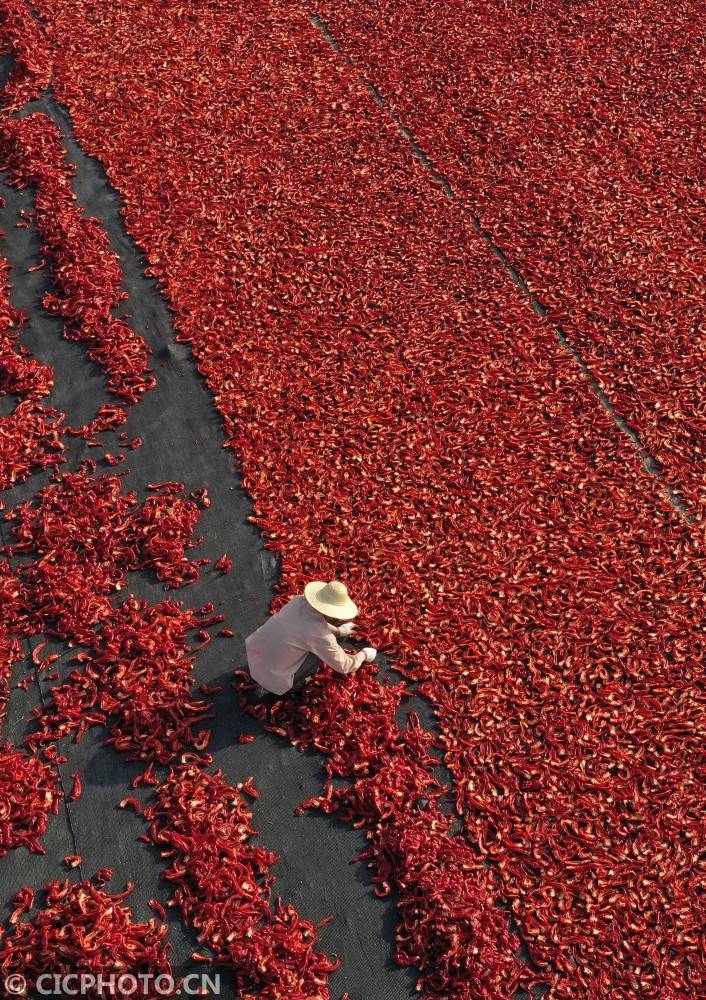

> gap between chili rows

[{"left": 307, "top": 12, "right": 693, "bottom": 526}]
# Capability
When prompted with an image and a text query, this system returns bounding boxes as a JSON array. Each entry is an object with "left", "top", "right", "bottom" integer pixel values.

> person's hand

[
  {"left": 338, "top": 622, "right": 357, "bottom": 638},
  {"left": 362, "top": 647, "right": 377, "bottom": 662}
]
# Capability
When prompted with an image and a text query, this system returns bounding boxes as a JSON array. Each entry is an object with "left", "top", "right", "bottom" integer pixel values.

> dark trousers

[
  {"left": 249, "top": 652, "right": 322, "bottom": 705},
  {"left": 290, "top": 652, "right": 322, "bottom": 691}
]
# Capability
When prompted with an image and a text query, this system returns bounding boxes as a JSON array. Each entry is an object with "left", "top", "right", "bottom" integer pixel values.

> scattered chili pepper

[
  {"left": 38, "top": 652, "right": 60, "bottom": 673},
  {"left": 190, "top": 487, "right": 210, "bottom": 507},
  {"left": 68, "top": 772, "right": 83, "bottom": 801},
  {"left": 148, "top": 898, "right": 166, "bottom": 920},
  {"left": 119, "top": 796, "right": 143, "bottom": 814},
  {"left": 131, "top": 763, "right": 158, "bottom": 789},
  {"left": 214, "top": 553, "right": 233, "bottom": 574}
]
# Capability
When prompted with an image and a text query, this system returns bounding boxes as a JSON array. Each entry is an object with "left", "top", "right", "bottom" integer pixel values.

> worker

[{"left": 245, "top": 580, "right": 377, "bottom": 701}]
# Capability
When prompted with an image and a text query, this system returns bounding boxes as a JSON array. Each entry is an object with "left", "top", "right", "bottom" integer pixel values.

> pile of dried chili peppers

[
  {"left": 29, "top": 598, "right": 212, "bottom": 762},
  {"left": 3, "top": 472, "right": 203, "bottom": 640},
  {"left": 144, "top": 762, "right": 340, "bottom": 1000},
  {"left": 0, "top": 879, "right": 173, "bottom": 996},
  {"left": 0, "top": 470, "right": 213, "bottom": 761},
  {"left": 0, "top": 745, "right": 60, "bottom": 855}
]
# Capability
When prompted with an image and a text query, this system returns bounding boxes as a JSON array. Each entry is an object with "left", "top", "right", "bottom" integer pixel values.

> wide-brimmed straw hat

[{"left": 304, "top": 580, "right": 358, "bottom": 620}]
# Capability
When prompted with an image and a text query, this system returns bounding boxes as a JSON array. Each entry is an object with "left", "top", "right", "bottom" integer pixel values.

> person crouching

[{"left": 245, "top": 580, "right": 377, "bottom": 702}]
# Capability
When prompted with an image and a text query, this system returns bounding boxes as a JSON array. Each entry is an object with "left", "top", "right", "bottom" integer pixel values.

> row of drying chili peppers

[
  {"left": 0, "top": 113, "right": 155, "bottom": 406},
  {"left": 0, "top": 168, "right": 69, "bottom": 863},
  {"left": 0, "top": 253, "right": 63, "bottom": 493},
  {"left": 0, "top": 0, "right": 51, "bottom": 111},
  {"left": 0, "top": 472, "right": 211, "bottom": 854},
  {"left": 312, "top": 0, "right": 706, "bottom": 517},
  {"left": 22, "top": 0, "right": 706, "bottom": 994}
]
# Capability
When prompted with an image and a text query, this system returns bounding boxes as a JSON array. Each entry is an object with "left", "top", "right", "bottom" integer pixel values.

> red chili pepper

[
  {"left": 38, "top": 652, "right": 60, "bottom": 673},
  {"left": 147, "top": 481, "right": 184, "bottom": 493},
  {"left": 68, "top": 773, "right": 83, "bottom": 801},
  {"left": 31, "top": 641, "right": 48, "bottom": 665},
  {"left": 214, "top": 553, "right": 233, "bottom": 574},
  {"left": 119, "top": 797, "right": 143, "bottom": 814},
  {"left": 131, "top": 763, "right": 158, "bottom": 789},
  {"left": 190, "top": 487, "right": 210, "bottom": 507},
  {"left": 148, "top": 898, "right": 166, "bottom": 920}
]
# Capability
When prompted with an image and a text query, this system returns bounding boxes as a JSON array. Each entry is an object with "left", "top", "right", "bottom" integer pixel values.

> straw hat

[{"left": 304, "top": 580, "right": 358, "bottom": 620}]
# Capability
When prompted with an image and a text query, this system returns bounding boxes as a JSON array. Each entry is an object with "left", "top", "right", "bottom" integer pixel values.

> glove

[
  {"left": 338, "top": 622, "right": 357, "bottom": 638},
  {"left": 362, "top": 647, "right": 377, "bottom": 663}
]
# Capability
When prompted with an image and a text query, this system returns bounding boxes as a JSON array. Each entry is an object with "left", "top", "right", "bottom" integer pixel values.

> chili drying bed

[{"left": 0, "top": 84, "right": 453, "bottom": 1000}]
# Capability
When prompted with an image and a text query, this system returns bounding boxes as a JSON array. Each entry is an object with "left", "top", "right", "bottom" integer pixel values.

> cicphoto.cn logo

[{"left": 3, "top": 973, "right": 221, "bottom": 996}]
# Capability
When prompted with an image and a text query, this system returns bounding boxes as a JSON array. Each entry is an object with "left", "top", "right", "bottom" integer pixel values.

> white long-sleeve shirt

[{"left": 245, "top": 595, "right": 365, "bottom": 695}]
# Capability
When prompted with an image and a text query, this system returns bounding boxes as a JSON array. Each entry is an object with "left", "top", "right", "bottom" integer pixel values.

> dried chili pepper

[
  {"left": 214, "top": 553, "right": 233, "bottom": 574},
  {"left": 68, "top": 772, "right": 83, "bottom": 801}
]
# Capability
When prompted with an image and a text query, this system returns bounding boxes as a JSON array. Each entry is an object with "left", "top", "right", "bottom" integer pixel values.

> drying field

[{"left": 0, "top": 2, "right": 703, "bottom": 998}]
